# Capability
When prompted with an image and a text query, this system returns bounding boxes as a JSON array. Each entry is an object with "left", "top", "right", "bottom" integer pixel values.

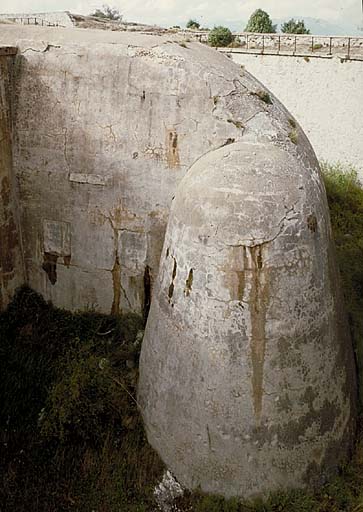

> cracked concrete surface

[
  {"left": 0, "top": 26, "right": 357, "bottom": 500},
  {"left": 139, "top": 141, "right": 357, "bottom": 498},
  {"left": 0, "top": 25, "right": 315, "bottom": 314}
]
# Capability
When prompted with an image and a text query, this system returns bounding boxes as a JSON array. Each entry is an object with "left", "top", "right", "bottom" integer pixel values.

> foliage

[
  {"left": 0, "top": 287, "right": 163, "bottom": 511},
  {"left": 322, "top": 162, "right": 363, "bottom": 404},
  {"left": 90, "top": 4, "right": 122, "bottom": 21},
  {"left": 208, "top": 26, "right": 234, "bottom": 47},
  {"left": 186, "top": 19, "right": 200, "bottom": 29},
  {"left": 253, "top": 89, "right": 272, "bottom": 104},
  {"left": 281, "top": 18, "right": 310, "bottom": 34},
  {"left": 245, "top": 9, "right": 277, "bottom": 33}
]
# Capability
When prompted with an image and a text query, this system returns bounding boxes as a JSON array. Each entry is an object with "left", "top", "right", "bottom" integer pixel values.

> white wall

[
  {"left": 0, "top": 12, "right": 74, "bottom": 27},
  {"left": 230, "top": 53, "right": 363, "bottom": 178}
]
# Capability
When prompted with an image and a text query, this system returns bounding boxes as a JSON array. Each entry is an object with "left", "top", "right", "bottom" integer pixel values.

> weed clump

[
  {"left": 0, "top": 286, "right": 163, "bottom": 511},
  {"left": 289, "top": 129, "right": 298, "bottom": 144},
  {"left": 252, "top": 89, "right": 273, "bottom": 105}
]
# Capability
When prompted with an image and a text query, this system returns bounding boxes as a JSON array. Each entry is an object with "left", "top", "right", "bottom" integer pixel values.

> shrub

[
  {"left": 90, "top": 4, "right": 122, "bottom": 21},
  {"left": 281, "top": 18, "right": 310, "bottom": 34},
  {"left": 208, "top": 26, "right": 233, "bottom": 47},
  {"left": 186, "top": 19, "right": 200, "bottom": 29},
  {"left": 245, "top": 9, "right": 276, "bottom": 33}
]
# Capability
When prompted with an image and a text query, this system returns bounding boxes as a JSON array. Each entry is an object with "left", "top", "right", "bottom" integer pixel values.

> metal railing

[
  {"left": 186, "top": 31, "right": 363, "bottom": 61},
  {"left": 4, "top": 16, "right": 64, "bottom": 27}
]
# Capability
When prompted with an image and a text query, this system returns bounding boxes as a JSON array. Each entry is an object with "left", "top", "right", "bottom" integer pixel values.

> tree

[
  {"left": 90, "top": 4, "right": 122, "bottom": 21},
  {"left": 186, "top": 19, "right": 200, "bottom": 29},
  {"left": 208, "top": 26, "right": 233, "bottom": 47},
  {"left": 245, "top": 9, "right": 276, "bottom": 33},
  {"left": 281, "top": 18, "right": 310, "bottom": 34}
]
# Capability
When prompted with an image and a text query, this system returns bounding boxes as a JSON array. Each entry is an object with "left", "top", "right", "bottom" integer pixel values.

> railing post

[
  {"left": 262, "top": 34, "right": 264, "bottom": 54},
  {"left": 278, "top": 35, "right": 281, "bottom": 54},
  {"left": 294, "top": 36, "right": 297, "bottom": 55},
  {"left": 311, "top": 36, "right": 314, "bottom": 52},
  {"left": 329, "top": 37, "right": 332, "bottom": 55},
  {"left": 246, "top": 34, "right": 249, "bottom": 50},
  {"left": 347, "top": 37, "right": 351, "bottom": 59}
]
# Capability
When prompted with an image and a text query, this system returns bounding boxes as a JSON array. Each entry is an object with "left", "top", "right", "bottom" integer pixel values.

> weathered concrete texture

[
  {"left": 139, "top": 141, "right": 357, "bottom": 497},
  {"left": 230, "top": 53, "right": 363, "bottom": 178},
  {"left": 0, "top": 25, "right": 317, "bottom": 314},
  {"left": 0, "top": 51, "right": 24, "bottom": 310}
]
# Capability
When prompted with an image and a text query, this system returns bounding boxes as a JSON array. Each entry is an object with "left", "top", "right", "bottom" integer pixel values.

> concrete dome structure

[
  {"left": 138, "top": 141, "right": 356, "bottom": 497},
  {"left": 0, "top": 26, "right": 357, "bottom": 500}
]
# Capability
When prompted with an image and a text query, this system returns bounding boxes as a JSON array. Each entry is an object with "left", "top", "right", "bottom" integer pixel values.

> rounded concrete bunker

[{"left": 138, "top": 141, "right": 356, "bottom": 498}]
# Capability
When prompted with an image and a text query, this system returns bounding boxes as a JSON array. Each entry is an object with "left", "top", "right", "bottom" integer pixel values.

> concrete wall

[
  {"left": 0, "top": 25, "right": 361, "bottom": 315},
  {"left": 229, "top": 53, "right": 363, "bottom": 177},
  {"left": 0, "top": 12, "right": 74, "bottom": 27},
  {"left": 2, "top": 25, "right": 297, "bottom": 315},
  {"left": 0, "top": 50, "right": 24, "bottom": 309}
]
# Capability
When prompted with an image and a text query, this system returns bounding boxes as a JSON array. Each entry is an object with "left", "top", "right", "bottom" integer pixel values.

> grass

[
  {"left": 288, "top": 129, "right": 298, "bottom": 144},
  {"left": 252, "top": 89, "right": 273, "bottom": 105},
  {"left": 227, "top": 119, "right": 244, "bottom": 129},
  {"left": 0, "top": 163, "right": 363, "bottom": 510},
  {"left": 0, "top": 287, "right": 164, "bottom": 511},
  {"left": 322, "top": 162, "right": 363, "bottom": 404}
]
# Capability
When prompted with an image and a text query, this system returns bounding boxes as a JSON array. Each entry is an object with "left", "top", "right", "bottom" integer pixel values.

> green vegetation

[
  {"left": 288, "top": 118, "right": 297, "bottom": 129},
  {"left": 245, "top": 9, "right": 277, "bottom": 34},
  {"left": 0, "top": 287, "right": 163, "bottom": 511},
  {"left": 227, "top": 119, "right": 244, "bottom": 129},
  {"left": 1, "top": 164, "right": 363, "bottom": 511},
  {"left": 186, "top": 19, "right": 200, "bottom": 29},
  {"left": 288, "top": 129, "right": 298, "bottom": 144},
  {"left": 281, "top": 18, "right": 310, "bottom": 34},
  {"left": 251, "top": 89, "right": 273, "bottom": 105},
  {"left": 322, "top": 162, "right": 363, "bottom": 404},
  {"left": 208, "top": 26, "right": 234, "bottom": 47},
  {"left": 90, "top": 4, "right": 122, "bottom": 21}
]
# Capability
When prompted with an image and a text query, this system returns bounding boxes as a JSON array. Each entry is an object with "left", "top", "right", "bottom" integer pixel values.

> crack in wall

[{"left": 21, "top": 44, "right": 61, "bottom": 54}]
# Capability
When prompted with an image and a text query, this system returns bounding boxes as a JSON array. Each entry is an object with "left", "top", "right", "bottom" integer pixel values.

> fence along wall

[
  {"left": 0, "top": 12, "right": 74, "bottom": 27},
  {"left": 227, "top": 52, "right": 363, "bottom": 178}
]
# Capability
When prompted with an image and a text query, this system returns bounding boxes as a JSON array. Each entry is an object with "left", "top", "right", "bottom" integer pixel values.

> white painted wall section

[{"left": 230, "top": 53, "right": 363, "bottom": 177}]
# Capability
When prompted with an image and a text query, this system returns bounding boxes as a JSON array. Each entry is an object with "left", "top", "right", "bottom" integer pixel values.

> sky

[{"left": 0, "top": 0, "right": 362, "bottom": 31}]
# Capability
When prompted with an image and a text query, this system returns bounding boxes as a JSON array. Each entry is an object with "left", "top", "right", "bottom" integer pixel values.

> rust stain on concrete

[
  {"left": 168, "top": 257, "right": 177, "bottom": 302},
  {"left": 111, "top": 254, "right": 121, "bottom": 315},
  {"left": 63, "top": 254, "right": 71, "bottom": 267},
  {"left": 166, "top": 130, "right": 180, "bottom": 168},
  {"left": 224, "top": 246, "right": 247, "bottom": 302},
  {"left": 249, "top": 245, "right": 269, "bottom": 425},
  {"left": 184, "top": 268, "right": 193, "bottom": 297},
  {"left": 42, "top": 252, "right": 58, "bottom": 285}
]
